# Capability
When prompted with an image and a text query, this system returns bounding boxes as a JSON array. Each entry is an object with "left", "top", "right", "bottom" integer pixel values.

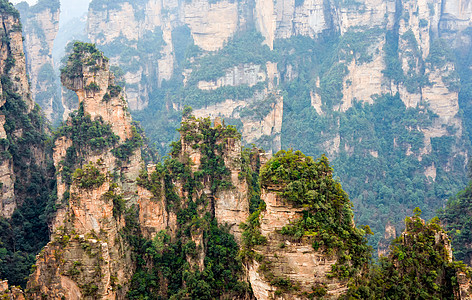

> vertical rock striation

[
  {"left": 0, "top": 1, "right": 40, "bottom": 218},
  {"left": 27, "top": 43, "right": 141, "bottom": 299},
  {"left": 16, "top": 0, "right": 60, "bottom": 121}
]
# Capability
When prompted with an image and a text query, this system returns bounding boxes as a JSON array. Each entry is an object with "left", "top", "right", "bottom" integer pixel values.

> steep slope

[
  {"left": 127, "top": 112, "right": 254, "bottom": 299},
  {"left": 16, "top": 0, "right": 61, "bottom": 122},
  {"left": 240, "top": 150, "right": 371, "bottom": 299},
  {"left": 0, "top": 0, "right": 54, "bottom": 289},
  {"left": 81, "top": 0, "right": 472, "bottom": 249},
  {"left": 87, "top": 0, "right": 283, "bottom": 155},
  {"left": 440, "top": 176, "right": 472, "bottom": 267},
  {"left": 27, "top": 42, "right": 142, "bottom": 299},
  {"left": 347, "top": 212, "right": 472, "bottom": 299}
]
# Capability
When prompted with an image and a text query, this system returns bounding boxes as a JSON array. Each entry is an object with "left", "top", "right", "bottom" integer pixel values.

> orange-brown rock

[
  {"left": 248, "top": 184, "right": 347, "bottom": 299},
  {"left": 27, "top": 45, "right": 143, "bottom": 299}
]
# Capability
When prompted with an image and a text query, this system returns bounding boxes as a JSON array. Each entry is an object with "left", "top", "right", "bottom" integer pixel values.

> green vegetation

[
  {"left": 127, "top": 22, "right": 469, "bottom": 256},
  {"left": 55, "top": 102, "right": 119, "bottom": 185},
  {"left": 112, "top": 126, "right": 143, "bottom": 162},
  {"left": 103, "top": 184, "right": 126, "bottom": 218},
  {"left": 259, "top": 150, "right": 372, "bottom": 278},
  {"left": 27, "top": 0, "right": 60, "bottom": 13},
  {"left": 127, "top": 219, "right": 250, "bottom": 299},
  {"left": 177, "top": 115, "right": 240, "bottom": 192},
  {"left": 439, "top": 172, "right": 472, "bottom": 265},
  {"left": 0, "top": 5, "right": 55, "bottom": 287},
  {"left": 60, "top": 42, "right": 108, "bottom": 80},
  {"left": 346, "top": 212, "right": 470, "bottom": 299},
  {"left": 98, "top": 29, "right": 165, "bottom": 75},
  {"left": 279, "top": 34, "right": 466, "bottom": 247},
  {"left": 188, "top": 30, "right": 274, "bottom": 83},
  {"left": 72, "top": 162, "right": 106, "bottom": 189},
  {"left": 0, "top": 0, "right": 20, "bottom": 19},
  {"left": 128, "top": 115, "right": 253, "bottom": 298}
]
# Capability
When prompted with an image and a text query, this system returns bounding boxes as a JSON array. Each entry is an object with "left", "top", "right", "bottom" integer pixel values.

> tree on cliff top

[{"left": 346, "top": 212, "right": 471, "bottom": 299}]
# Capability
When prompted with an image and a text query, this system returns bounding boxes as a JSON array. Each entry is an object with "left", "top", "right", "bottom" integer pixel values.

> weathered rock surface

[
  {"left": 249, "top": 185, "right": 346, "bottom": 299},
  {"left": 0, "top": 9, "right": 35, "bottom": 218},
  {"left": 27, "top": 46, "right": 141, "bottom": 299},
  {"left": 182, "top": 0, "right": 240, "bottom": 51},
  {"left": 17, "top": 0, "right": 60, "bottom": 120}
]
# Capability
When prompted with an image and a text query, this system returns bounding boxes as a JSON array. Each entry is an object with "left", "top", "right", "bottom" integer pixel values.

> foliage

[
  {"left": 239, "top": 205, "right": 267, "bottom": 261},
  {"left": 16, "top": 0, "right": 60, "bottom": 14},
  {"left": 259, "top": 150, "right": 372, "bottom": 278},
  {"left": 98, "top": 29, "right": 165, "bottom": 75},
  {"left": 177, "top": 115, "right": 240, "bottom": 193},
  {"left": 439, "top": 178, "right": 472, "bottom": 265},
  {"left": 112, "top": 126, "right": 143, "bottom": 162},
  {"left": 103, "top": 184, "right": 126, "bottom": 218},
  {"left": 72, "top": 162, "right": 106, "bottom": 189},
  {"left": 55, "top": 102, "right": 119, "bottom": 185},
  {"left": 345, "top": 214, "right": 469, "bottom": 299},
  {"left": 240, "top": 146, "right": 263, "bottom": 213},
  {"left": 127, "top": 114, "right": 256, "bottom": 298},
  {"left": 128, "top": 219, "right": 250, "bottom": 299},
  {"left": 84, "top": 81, "right": 100, "bottom": 93},
  {"left": 188, "top": 30, "right": 275, "bottom": 83},
  {"left": 60, "top": 42, "right": 108, "bottom": 80},
  {"left": 0, "top": 18, "right": 55, "bottom": 287},
  {"left": 0, "top": 0, "right": 20, "bottom": 18}
]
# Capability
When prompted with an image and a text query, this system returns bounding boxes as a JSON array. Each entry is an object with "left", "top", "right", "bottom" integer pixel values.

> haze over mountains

[{"left": 1, "top": 0, "right": 472, "bottom": 298}]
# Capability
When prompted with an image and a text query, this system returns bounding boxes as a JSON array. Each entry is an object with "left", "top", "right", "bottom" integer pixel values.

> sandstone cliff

[
  {"left": 240, "top": 150, "right": 371, "bottom": 299},
  {"left": 0, "top": 1, "right": 42, "bottom": 218},
  {"left": 0, "top": 0, "right": 55, "bottom": 290},
  {"left": 27, "top": 42, "right": 142, "bottom": 299},
  {"left": 16, "top": 0, "right": 60, "bottom": 121}
]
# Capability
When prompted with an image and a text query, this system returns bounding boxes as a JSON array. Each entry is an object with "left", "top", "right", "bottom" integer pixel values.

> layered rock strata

[{"left": 27, "top": 43, "right": 141, "bottom": 299}]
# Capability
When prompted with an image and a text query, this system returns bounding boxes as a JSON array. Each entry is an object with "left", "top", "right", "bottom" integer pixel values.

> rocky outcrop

[
  {"left": 193, "top": 91, "right": 283, "bottom": 153},
  {"left": 248, "top": 184, "right": 347, "bottom": 299},
  {"left": 16, "top": 0, "right": 60, "bottom": 121},
  {"left": 0, "top": 5, "right": 35, "bottom": 218},
  {"left": 439, "top": 0, "right": 472, "bottom": 48},
  {"left": 377, "top": 221, "right": 397, "bottom": 257},
  {"left": 27, "top": 43, "right": 142, "bottom": 299},
  {"left": 214, "top": 136, "right": 250, "bottom": 240},
  {"left": 174, "top": 116, "right": 251, "bottom": 241},
  {"left": 182, "top": 0, "right": 240, "bottom": 51},
  {"left": 0, "top": 280, "right": 25, "bottom": 300},
  {"left": 241, "top": 152, "right": 372, "bottom": 299}
]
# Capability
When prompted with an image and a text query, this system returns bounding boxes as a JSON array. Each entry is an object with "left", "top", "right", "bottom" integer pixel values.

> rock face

[
  {"left": 82, "top": 0, "right": 470, "bottom": 170},
  {"left": 16, "top": 0, "right": 60, "bottom": 121},
  {"left": 193, "top": 90, "right": 283, "bottom": 153},
  {"left": 377, "top": 221, "right": 397, "bottom": 257},
  {"left": 27, "top": 43, "right": 141, "bottom": 299},
  {"left": 240, "top": 151, "right": 372, "bottom": 299},
  {"left": 87, "top": 0, "right": 174, "bottom": 110},
  {"left": 249, "top": 185, "right": 346, "bottom": 299},
  {"left": 174, "top": 116, "right": 251, "bottom": 241},
  {"left": 439, "top": 0, "right": 472, "bottom": 48},
  {"left": 0, "top": 4, "right": 35, "bottom": 218}
]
